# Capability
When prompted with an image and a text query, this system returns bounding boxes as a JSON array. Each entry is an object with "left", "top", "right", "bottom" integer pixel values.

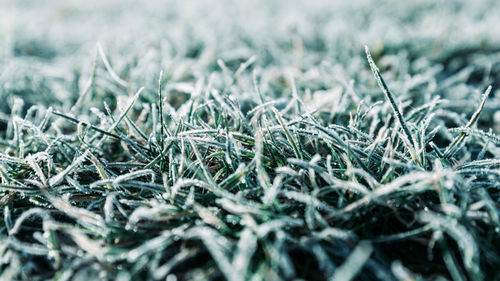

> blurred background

[{"left": 1, "top": 0, "right": 500, "bottom": 129}]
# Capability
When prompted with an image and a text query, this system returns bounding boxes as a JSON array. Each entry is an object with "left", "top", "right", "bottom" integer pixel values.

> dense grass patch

[{"left": 1, "top": 0, "right": 500, "bottom": 280}]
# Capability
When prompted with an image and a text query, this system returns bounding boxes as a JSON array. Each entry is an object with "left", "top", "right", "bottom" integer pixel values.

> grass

[{"left": 1, "top": 0, "right": 500, "bottom": 280}]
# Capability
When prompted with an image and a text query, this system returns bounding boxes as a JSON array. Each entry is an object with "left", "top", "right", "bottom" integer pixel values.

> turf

[{"left": 1, "top": 0, "right": 500, "bottom": 280}]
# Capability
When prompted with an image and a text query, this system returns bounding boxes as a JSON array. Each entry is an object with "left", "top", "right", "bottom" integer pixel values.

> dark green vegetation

[{"left": 1, "top": 0, "right": 500, "bottom": 280}]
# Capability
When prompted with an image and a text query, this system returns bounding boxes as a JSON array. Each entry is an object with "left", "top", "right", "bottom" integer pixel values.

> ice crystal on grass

[{"left": 1, "top": 0, "right": 500, "bottom": 280}]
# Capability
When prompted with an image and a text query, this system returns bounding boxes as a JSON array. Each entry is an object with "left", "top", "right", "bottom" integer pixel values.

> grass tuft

[{"left": 1, "top": 1, "right": 500, "bottom": 280}]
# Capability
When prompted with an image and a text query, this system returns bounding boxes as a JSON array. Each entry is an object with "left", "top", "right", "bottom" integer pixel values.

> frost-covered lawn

[{"left": 1, "top": 0, "right": 500, "bottom": 280}]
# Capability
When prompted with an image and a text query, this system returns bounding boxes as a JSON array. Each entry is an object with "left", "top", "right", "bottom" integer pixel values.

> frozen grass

[{"left": 1, "top": 0, "right": 500, "bottom": 280}]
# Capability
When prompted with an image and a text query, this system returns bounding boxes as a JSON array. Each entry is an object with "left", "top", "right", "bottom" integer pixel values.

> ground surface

[{"left": 1, "top": 0, "right": 500, "bottom": 280}]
